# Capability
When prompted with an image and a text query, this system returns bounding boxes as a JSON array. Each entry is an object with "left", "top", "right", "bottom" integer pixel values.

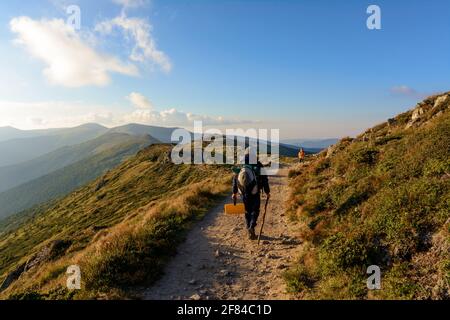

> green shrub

[
  {"left": 40, "top": 265, "right": 67, "bottom": 285},
  {"left": 333, "top": 178, "right": 376, "bottom": 216},
  {"left": 353, "top": 148, "right": 379, "bottom": 165},
  {"left": 379, "top": 263, "right": 422, "bottom": 299},
  {"left": 8, "top": 288, "right": 76, "bottom": 301},
  {"left": 284, "top": 265, "right": 315, "bottom": 293},
  {"left": 423, "top": 159, "right": 450, "bottom": 177},
  {"left": 375, "top": 134, "right": 403, "bottom": 146},
  {"left": 303, "top": 191, "right": 330, "bottom": 217},
  {"left": 318, "top": 233, "right": 377, "bottom": 275},
  {"left": 8, "top": 291, "right": 46, "bottom": 300},
  {"left": 313, "top": 161, "right": 330, "bottom": 177}
]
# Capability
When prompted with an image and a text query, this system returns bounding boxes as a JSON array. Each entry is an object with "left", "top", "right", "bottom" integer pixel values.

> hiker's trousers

[{"left": 243, "top": 194, "right": 261, "bottom": 230}]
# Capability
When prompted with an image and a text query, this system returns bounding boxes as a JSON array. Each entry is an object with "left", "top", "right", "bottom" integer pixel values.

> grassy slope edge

[{"left": 285, "top": 93, "right": 450, "bottom": 300}]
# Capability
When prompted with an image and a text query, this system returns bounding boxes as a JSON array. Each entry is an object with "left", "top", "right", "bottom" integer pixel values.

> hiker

[
  {"left": 232, "top": 148, "right": 270, "bottom": 240},
  {"left": 298, "top": 148, "right": 305, "bottom": 163}
]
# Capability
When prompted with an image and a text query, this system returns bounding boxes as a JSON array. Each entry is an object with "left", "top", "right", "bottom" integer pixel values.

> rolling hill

[
  {"left": 0, "top": 127, "right": 37, "bottom": 142},
  {"left": 286, "top": 93, "right": 450, "bottom": 299},
  {"left": 0, "top": 124, "right": 108, "bottom": 167},
  {"left": 0, "top": 126, "right": 65, "bottom": 142},
  {"left": 0, "top": 132, "right": 154, "bottom": 193},
  {"left": 0, "top": 134, "right": 157, "bottom": 220}
]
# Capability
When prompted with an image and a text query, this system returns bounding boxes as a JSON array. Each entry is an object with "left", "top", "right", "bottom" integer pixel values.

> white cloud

[
  {"left": 30, "top": 117, "right": 46, "bottom": 126},
  {"left": 96, "top": 13, "right": 172, "bottom": 73},
  {"left": 10, "top": 16, "right": 139, "bottom": 87},
  {"left": 123, "top": 108, "right": 195, "bottom": 126},
  {"left": 389, "top": 85, "right": 433, "bottom": 100},
  {"left": 390, "top": 85, "right": 417, "bottom": 96},
  {"left": 0, "top": 100, "right": 122, "bottom": 129},
  {"left": 123, "top": 92, "right": 255, "bottom": 126},
  {"left": 0, "top": 96, "right": 255, "bottom": 130},
  {"left": 127, "top": 92, "right": 154, "bottom": 110}
]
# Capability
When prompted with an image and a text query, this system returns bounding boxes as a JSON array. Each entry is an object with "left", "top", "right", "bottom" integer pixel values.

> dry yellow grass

[{"left": 0, "top": 145, "right": 230, "bottom": 299}]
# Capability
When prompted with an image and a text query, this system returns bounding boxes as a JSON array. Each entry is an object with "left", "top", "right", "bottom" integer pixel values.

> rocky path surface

[{"left": 144, "top": 167, "right": 301, "bottom": 300}]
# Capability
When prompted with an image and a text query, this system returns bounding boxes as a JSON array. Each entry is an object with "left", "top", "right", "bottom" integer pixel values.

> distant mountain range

[
  {"left": 0, "top": 126, "right": 61, "bottom": 142},
  {"left": 0, "top": 134, "right": 156, "bottom": 220},
  {"left": 0, "top": 123, "right": 182, "bottom": 220},
  {"left": 281, "top": 138, "right": 339, "bottom": 150},
  {"left": 0, "top": 123, "right": 301, "bottom": 220},
  {"left": 0, "top": 123, "right": 184, "bottom": 167},
  {"left": 108, "top": 124, "right": 179, "bottom": 143},
  {"left": 0, "top": 124, "right": 108, "bottom": 167},
  {"left": 0, "top": 132, "right": 156, "bottom": 193}
]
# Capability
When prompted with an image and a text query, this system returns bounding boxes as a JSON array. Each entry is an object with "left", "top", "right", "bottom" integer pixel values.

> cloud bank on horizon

[
  {"left": 124, "top": 92, "right": 256, "bottom": 127},
  {"left": 0, "top": 90, "right": 256, "bottom": 131}
]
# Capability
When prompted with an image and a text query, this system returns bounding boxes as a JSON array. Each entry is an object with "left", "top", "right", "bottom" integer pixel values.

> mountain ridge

[
  {"left": 0, "top": 123, "right": 108, "bottom": 142},
  {"left": 0, "top": 124, "right": 109, "bottom": 167},
  {"left": 0, "top": 132, "right": 154, "bottom": 193},
  {"left": 0, "top": 133, "right": 158, "bottom": 219}
]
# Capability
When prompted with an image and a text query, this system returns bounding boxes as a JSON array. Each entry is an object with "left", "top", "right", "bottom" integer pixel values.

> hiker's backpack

[{"left": 237, "top": 165, "right": 259, "bottom": 196}]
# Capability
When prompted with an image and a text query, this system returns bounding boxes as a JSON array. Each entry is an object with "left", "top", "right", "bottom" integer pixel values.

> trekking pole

[{"left": 257, "top": 197, "right": 270, "bottom": 245}]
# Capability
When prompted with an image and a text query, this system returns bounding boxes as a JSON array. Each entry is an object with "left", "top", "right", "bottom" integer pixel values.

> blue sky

[{"left": 0, "top": 0, "right": 449, "bottom": 138}]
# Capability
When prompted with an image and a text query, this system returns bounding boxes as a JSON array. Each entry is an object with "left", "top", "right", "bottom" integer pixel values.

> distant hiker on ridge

[
  {"left": 298, "top": 148, "right": 306, "bottom": 163},
  {"left": 232, "top": 147, "right": 271, "bottom": 240}
]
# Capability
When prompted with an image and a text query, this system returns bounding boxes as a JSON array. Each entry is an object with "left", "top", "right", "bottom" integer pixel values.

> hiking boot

[{"left": 249, "top": 228, "right": 257, "bottom": 240}]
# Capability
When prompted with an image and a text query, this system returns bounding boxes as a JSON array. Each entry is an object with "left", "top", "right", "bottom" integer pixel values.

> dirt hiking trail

[{"left": 144, "top": 166, "right": 302, "bottom": 300}]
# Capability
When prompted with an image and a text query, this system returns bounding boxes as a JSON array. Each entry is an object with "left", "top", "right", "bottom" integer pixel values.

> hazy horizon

[{"left": 0, "top": 122, "right": 342, "bottom": 142}]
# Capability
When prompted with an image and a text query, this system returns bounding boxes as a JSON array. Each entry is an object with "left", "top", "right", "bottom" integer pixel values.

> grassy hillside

[
  {"left": 0, "top": 134, "right": 156, "bottom": 220},
  {"left": 0, "top": 124, "right": 108, "bottom": 167},
  {"left": 0, "top": 144, "right": 230, "bottom": 299},
  {"left": 286, "top": 93, "right": 450, "bottom": 299}
]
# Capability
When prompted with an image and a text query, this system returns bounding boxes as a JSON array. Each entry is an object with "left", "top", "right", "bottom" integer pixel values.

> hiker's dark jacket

[{"left": 232, "top": 160, "right": 270, "bottom": 196}]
